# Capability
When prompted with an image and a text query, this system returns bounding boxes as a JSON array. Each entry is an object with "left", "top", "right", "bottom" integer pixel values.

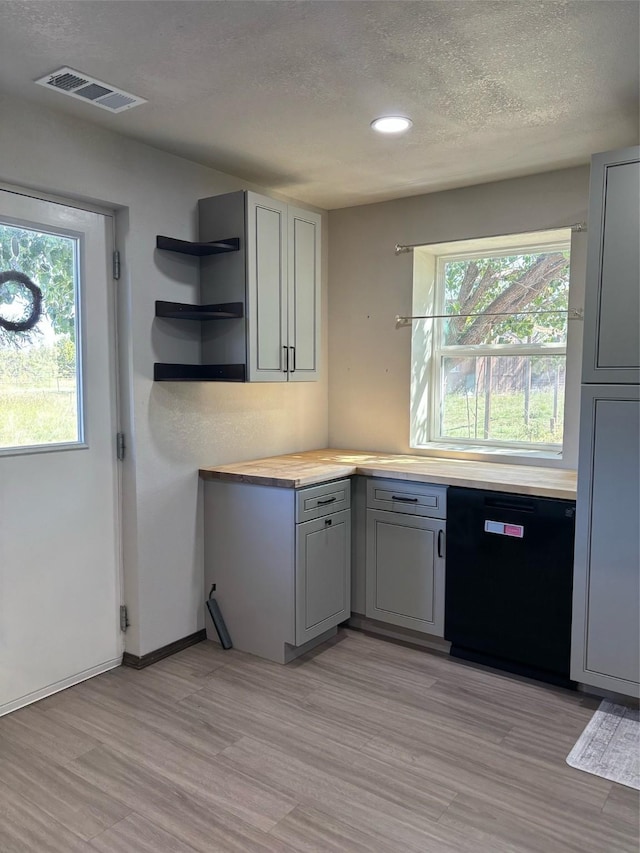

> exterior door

[{"left": 0, "top": 189, "right": 121, "bottom": 716}]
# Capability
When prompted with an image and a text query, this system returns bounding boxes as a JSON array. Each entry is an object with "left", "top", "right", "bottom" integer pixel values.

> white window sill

[{"left": 410, "top": 441, "right": 564, "bottom": 467}]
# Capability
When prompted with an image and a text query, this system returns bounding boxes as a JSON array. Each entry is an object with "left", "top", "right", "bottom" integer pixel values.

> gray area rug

[{"left": 567, "top": 700, "right": 640, "bottom": 790}]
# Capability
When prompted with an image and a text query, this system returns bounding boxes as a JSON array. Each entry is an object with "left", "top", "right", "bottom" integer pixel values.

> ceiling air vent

[{"left": 35, "top": 67, "right": 146, "bottom": 113}]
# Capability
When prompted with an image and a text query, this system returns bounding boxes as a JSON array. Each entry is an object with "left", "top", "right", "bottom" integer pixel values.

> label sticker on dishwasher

[{"left": 484, "top": 520, "right": 524, "bottom": 538}]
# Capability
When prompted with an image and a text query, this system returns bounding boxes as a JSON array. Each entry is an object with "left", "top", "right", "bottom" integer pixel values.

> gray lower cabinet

[
  {"left": 203, "top": 477, "right": 350, "bottom": 664},
  {"left": 365, "top": 479, "right": 446, "bottom": 637},
  {"left": 296, "top": 510, "right": 350, "bottom": 645},
  {"left": 366, "top": 510, "right": 445, "bottom": 635},
  {"left": 571, "top": 386, "right": 640, "bottom": 696}
]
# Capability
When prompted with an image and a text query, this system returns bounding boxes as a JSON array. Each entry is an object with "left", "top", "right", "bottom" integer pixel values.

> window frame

[
  {"left": 414, "top": 235, "right": 572, "bottom": 454},
  {"left": 0, "top": 215, "right": 86, "bottom": 456}
]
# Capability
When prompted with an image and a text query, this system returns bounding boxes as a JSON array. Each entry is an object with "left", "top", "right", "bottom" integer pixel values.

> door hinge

[
  {"left": 112, "top": 249, "right": 121, "bottom": 280},
  {"left": 120, "top": 605, "right": 129, "bottom": 632},
  {"left": 116, "top": 432, "right": 126, "bottom": 461}
]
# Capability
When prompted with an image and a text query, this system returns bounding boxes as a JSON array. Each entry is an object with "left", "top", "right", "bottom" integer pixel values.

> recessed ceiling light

[{"left": 371, "top": 116, "right": 413, "bottom": 134}]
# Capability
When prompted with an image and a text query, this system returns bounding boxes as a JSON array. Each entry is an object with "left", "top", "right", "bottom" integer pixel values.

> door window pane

[{"left": 0, "top": 222, "right": 80, "bottom": 450}]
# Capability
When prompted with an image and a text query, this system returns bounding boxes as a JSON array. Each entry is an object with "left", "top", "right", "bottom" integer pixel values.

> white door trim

[{"left": 0, "top": 180, "right": 118, "bottom": 219}]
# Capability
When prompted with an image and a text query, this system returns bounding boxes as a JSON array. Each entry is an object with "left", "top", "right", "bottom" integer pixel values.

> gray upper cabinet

[
  {"left": 582, "top": 147, "right": 640, "bottom": 384},
  {"left": 287, "top": 205, "right": 322, "bottom": 381},
  {"left": 199, "top": 190, "right": 321, "bottom": 382},
  {"left": 571, "top": 386, "right": 640, "bottom": 696},
  {"left": 247, "top": 193, "right": 288, "bottom": 381}
]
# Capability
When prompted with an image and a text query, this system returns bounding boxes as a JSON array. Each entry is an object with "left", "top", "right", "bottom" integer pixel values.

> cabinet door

[
  {"left": 246, "top": 192, "right": 288, "bottom": 382},
  {"left": 366, "top": 509, "right": 445, "bottom": 637},
  {"left": 583, "top": 147, "right": 640, "bottom": 384},
  {"left": 295, "top": 510, "right": 351, "bottom": 646},
  {"left": 571, "top": 386, "right": 640, "bottom": 696},
  {"left": 288, "top": 206, "right": 321, "bottom": 381}
]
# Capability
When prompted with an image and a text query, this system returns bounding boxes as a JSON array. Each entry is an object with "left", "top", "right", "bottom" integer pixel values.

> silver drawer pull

[
  {"left": 317, "top": 497, "right": 336, "bottom": 505},
  {"left": 392, "top": 495, "right": 419, "bottom": 502}
]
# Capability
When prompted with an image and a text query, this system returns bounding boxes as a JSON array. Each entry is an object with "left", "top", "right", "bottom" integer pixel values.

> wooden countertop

[{"left": 199, "top": 449, "right": 577, "bottom": 500}]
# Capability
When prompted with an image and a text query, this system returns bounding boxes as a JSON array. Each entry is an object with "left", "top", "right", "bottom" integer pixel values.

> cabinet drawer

[
  {"left": 366, "top": 478, "right": 446, "bottom": 519},
  {"left": 296, "top": 479, "right": 351, "bottom": 523}
]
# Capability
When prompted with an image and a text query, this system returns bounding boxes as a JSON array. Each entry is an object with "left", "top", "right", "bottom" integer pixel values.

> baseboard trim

[
  {"left": 0, "top": 656, "right": 121, "bottom": 718},
  {"left": 347, "top": 614, "right": 451, "bottom": 655},
  {"left": 283, "top": 626, "right": 338, "bottom": 663},
  {"left": 122, "top": 629, "right": 207, "bottom": 670}
]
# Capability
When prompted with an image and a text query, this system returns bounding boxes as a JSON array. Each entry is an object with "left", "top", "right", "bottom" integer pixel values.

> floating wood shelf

[
  {"left": 154, "top": 363, "right": 246, "bottom": 382},
  {"left": 155, "top": 300, "right": 243, "bottom": 320},
  {"left": 156, "top": 235, "right": 240, "bottom": 256}
]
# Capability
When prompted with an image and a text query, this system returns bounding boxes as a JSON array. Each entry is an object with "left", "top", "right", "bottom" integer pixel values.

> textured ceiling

[{"left": 0, "top": 1, "right": 638, "bottom": 209}]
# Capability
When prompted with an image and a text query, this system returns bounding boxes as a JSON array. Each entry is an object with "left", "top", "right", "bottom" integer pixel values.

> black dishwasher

[{"left": 445, "top": 487, "right": 576, "bottom": 687}]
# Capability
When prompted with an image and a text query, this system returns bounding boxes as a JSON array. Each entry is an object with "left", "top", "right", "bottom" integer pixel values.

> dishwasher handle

[{"left": 484, "top": 495, "right": 535, "bottom": 513}]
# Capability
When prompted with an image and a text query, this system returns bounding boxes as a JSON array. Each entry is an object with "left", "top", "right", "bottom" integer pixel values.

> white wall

[
  {"left": 0, "top": 93, "right": 328, "bottom": 656},
  {"left": 328, "top": 167, "right": 590, "bottom": 468}
]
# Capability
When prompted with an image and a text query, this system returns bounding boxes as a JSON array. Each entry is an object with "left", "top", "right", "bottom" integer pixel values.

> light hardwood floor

[{"left": 0, "top": 629, "right": 638, "bottom": 852}]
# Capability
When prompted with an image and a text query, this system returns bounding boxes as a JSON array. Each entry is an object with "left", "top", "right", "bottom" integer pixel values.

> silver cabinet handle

[
  {"left": 283, "top": 345, "right": 289, "bottom": 373},
  {"left": 317, "top": 497, "right": 336, "bottom": 505},
  {"left": 438, "top": 529, "right": 444, "bottom": 558},
  {"left": 392, "top": 495, "right": 419, "bottom": 503}
]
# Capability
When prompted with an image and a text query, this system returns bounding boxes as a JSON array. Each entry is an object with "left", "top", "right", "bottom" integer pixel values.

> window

[
  {"left": 411, "top": 229, "right": 572, "bottom": 454},
  {"left": 0, "top": 221, "right": 81, "bottom": 451}
]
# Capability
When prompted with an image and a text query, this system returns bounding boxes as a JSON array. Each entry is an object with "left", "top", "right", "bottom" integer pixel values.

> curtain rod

[
  {"left": 395, "top": 308, "right": 584, "bottom": 328},
  {"left": 394, "top": 223, "right": 587, "bottom": 255}
]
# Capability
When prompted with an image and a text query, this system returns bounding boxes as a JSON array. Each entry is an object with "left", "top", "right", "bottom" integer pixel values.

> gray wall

[
  {"left": 0, "top": 93, "right": 329, "bottom": 656},
  {"left": 328, "top": 167, "right": 590, "bottom": 468}
]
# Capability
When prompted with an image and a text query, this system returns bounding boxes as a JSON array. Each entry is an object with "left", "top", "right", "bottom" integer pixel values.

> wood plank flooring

[{"left": 0, "top": 629, "right": 637, "bottom": 852}]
